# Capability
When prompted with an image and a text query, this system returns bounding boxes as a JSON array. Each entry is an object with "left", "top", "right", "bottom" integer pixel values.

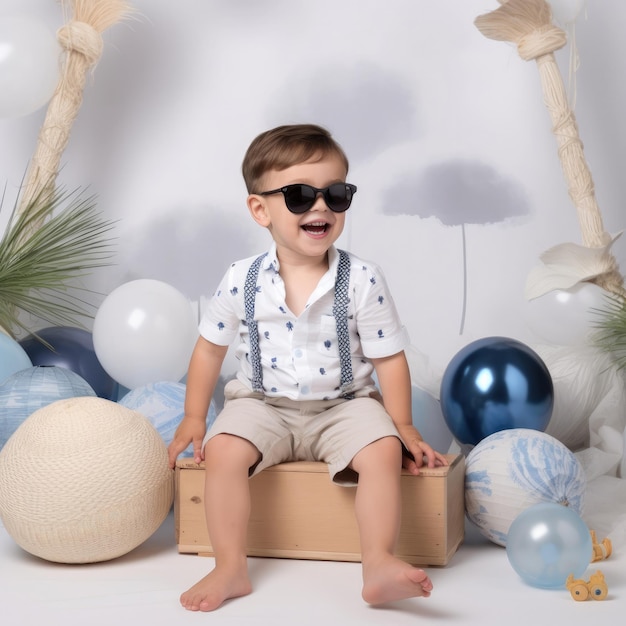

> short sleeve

[
  {"left": 198, "top": 264, "right": 243, "bottom": 346},
  {"left": 352, "top": 261, "right": 410, "bottom": 359}
]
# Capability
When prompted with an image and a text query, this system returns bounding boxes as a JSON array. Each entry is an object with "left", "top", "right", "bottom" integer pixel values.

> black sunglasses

[{"left": 259, "top": 183, "right": 357, "bottom": 214}]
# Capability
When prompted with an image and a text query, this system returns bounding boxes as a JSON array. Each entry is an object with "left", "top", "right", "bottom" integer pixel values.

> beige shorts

[{"left": 203, "top": 379, "right": 400, "bottom": 486}]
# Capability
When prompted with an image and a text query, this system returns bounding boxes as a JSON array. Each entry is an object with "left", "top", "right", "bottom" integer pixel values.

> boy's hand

[
  {"left": 396, "top": 424, "right": 448, "bottom": 475},
  {"left": 167, "top": 418, "right": 206, "bottom": 469}
]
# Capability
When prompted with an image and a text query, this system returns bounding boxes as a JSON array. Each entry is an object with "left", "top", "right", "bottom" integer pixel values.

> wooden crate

[{"left": 175, "top": 453, "right": 464, "bottom": 566}]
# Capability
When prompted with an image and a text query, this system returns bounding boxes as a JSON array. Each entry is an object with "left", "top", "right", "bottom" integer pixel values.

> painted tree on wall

[{"left": 383, "top": 158, "right": 530, "bottom": 334}]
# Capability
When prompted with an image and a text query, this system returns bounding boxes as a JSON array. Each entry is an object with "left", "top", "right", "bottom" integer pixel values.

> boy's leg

[
  {"left": 180, "top": 433, "right": 261, "bottom": 612},
  {"left": 351, "top": 436, "right": 434, "bottom": 604}
]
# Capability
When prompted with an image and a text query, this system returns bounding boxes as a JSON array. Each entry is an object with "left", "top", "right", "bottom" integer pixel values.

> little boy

[{"left": 168, "top": 123, "right": 448, "bottom": 612}]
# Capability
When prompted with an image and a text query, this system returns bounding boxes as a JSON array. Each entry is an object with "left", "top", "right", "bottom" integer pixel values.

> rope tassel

[
  {"left": 17, "top": 0, "right": 133, "bottom": 229},
  {"left": 475, "top": 0, "right": 625, "bottom": 298}
]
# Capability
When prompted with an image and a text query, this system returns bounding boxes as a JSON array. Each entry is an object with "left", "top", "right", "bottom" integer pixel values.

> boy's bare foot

[
  {"left": 180, "top": 564, "right": 252, "bottom": 612},
  {"left": 362, "top": 555, "right": 433, "bottom": 605}
]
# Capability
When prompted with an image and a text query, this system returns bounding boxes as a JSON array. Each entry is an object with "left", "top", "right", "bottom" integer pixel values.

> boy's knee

[
  {"left": 352, "top": 436, "right": 402, "bottom": 471},
  {"left": 370, "top": 435, "right": 403, "bottom": 457},
  {"left": 204, "top": 434, "right": 261, "bottom": 470}
]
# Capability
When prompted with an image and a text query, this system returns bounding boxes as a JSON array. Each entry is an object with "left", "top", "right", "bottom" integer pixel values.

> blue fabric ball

[{"left": 0, "top": 366, "right": 96, "bottom": 450}]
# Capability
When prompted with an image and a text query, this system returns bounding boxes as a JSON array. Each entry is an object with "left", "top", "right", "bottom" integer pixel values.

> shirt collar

[
  {"left": 262, "top": 242, "right": 280, "bottom": 273},
  {"left": 262, "top": 242, "right": 340, "bottom": 276}
]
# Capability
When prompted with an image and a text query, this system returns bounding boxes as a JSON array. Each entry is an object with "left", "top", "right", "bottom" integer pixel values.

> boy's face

[{"left": 247, "top": 152, "right": 349, "bottom": 264}]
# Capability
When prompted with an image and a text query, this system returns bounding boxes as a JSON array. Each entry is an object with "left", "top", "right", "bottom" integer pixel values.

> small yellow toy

[
  {"left": 590, "top": 530, "right": 612, "bottom": 562},
  {"left": 566, "top": 571, "right": 608, "bottom": 602}
]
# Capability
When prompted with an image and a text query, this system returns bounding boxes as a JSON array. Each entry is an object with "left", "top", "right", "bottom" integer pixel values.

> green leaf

[
  {"left": 592, "top": 292, "right": 626, "bottom": 370},
  {"left": 0, "top": 186, "right": 117, "bottom": 338}
]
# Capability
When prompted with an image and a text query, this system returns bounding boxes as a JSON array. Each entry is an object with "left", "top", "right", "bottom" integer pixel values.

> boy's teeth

[{"left": 303, "top": 222, "right": 327, "bottom": 233}]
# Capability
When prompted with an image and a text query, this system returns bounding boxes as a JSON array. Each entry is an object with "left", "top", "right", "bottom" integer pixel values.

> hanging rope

[
  {"left": 475, "top": 0, "right": 624, "bottom": 297},
  {"left": 16, "top": 0, "right": 132, "bottom": 237}
]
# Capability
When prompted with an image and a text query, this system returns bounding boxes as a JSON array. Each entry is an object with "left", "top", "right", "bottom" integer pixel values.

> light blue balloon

[
  {"left": 118, "top": 381, "right": 217, "bottom": 457},
  {"left": 411, "top": 385, "right": 453, "bottom": 454},
  {"left": 506, "top": 502, "right": 592, "bottom": 589},
  {"left": 0, "top": 333, "right": 32, "bottom": 385}
]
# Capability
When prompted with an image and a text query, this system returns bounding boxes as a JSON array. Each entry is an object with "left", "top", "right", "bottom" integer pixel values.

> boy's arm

[
  {"left": 371, "top": 351, "right": 448, "bottom": 474},
  {"left": 167, "top": 337, "right": 228, "bottom": 468}
]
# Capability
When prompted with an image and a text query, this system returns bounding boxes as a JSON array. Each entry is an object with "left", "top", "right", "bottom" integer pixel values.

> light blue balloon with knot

[{"left": 506, "top": 502, "right": 592, "bottom": 589}]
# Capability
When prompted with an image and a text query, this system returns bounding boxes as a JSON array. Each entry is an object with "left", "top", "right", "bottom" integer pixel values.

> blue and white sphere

[
  {"left": 118, "top": 381, "right": 217, "bottom": 456},
  {"left": 465, "top": 428, "right": 586, "bottom": 546},
  {"left": 0, "top": 366, "right": 96, "bottom": 450}
]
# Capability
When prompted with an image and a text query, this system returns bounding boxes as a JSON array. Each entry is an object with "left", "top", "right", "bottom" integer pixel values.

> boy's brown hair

[{"left": 242, "top": 124, "right": 349, "bottom": 193}]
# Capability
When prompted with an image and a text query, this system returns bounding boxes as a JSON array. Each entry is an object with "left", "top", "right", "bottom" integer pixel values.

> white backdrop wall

[{"left": 1, "top": 0, "right": 625, "bottom": 375}]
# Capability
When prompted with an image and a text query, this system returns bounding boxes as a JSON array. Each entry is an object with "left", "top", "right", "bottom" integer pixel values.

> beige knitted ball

[{"left": 0, "top": 396, "right": 174, "bottom": 563}]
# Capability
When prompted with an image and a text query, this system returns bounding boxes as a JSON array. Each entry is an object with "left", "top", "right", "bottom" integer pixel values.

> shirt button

[
  {"left": 300, "top": 385, "right": 310, "bottom": 395},
  {"left": 294, "top": 349, "right": 303, "bottom": 358}
]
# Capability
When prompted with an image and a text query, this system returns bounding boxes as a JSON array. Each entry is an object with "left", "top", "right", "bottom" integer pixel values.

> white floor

[{"left": 0, "top": 511, "right": 622, "bottom": 626}]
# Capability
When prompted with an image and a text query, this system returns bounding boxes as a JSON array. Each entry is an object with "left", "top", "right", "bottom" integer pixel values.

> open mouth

[{"left": 301, "top": 221, "right": 329, "bottom": 235}]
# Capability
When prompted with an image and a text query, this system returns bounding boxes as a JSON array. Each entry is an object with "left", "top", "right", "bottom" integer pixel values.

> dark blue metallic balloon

[
  {"left": 19, "top": 326, "right": 118, "bottom": 400},
  {"left": 440, "top": 337, "right": 553, "bottom": 446}
]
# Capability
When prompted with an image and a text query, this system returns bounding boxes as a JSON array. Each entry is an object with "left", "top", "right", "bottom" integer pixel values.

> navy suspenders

[
  {"left": 243, "top": 252, "right": 266, "bottom": 393},
  {"left": 332, "top": 250, "right": 355, "bottom": 398},
  {"left": 244, "top": 250, "right": 354, "bottom": 397}
]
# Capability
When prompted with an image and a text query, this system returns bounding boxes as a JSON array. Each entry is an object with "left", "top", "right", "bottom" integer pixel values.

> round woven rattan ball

[{"left": 0, "top": 396, "right": 174, "bottom": 563}]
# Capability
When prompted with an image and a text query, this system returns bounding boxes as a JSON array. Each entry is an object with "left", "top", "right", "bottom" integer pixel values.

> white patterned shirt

[{"left": 199, "top": 243, "right": 410, "bottom": 400}]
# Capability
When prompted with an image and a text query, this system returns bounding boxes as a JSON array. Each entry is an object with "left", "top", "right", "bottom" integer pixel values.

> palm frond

[
  {"left": 0, "top": 186, "right": 117, "bottom": 337},
  {"left": 592, "top": 292, "right": 626, "bottom": 370}
]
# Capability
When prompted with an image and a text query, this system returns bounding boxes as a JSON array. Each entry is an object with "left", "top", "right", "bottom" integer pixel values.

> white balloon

[
  {"left": 0, "top": 16, "right": 59, "bottom": 119},
  {"left": 525, "top": 282, "right": 608, "bottom": 346},
  {"left": 93, "top": 279, "right": 198, "bottom": 389},
  {"left": 548, "top": 0, "right": 585, "bottom": 25}
]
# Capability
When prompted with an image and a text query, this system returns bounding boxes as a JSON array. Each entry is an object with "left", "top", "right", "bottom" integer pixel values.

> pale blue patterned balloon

[
  {"left": 465, "top": 428, "right": 586, "bottom": 546},
  {"left": 118, "top": 381, "right": 217, "bottom": 457},
  {"left": 0, "top": 366, "right": 96, "bottom": 450}
]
